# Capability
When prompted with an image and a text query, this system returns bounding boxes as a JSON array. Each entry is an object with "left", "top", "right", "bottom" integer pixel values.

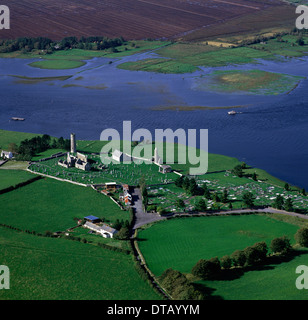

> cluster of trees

[
  {"left": 59, "top": 36, "right": 125, "bottom": 51},
  {"left": 192, "top": 236, "right": 293, "bottom": 280},
  {"left": 175, "top": 174, "right": 258, "bottom": 212},
  {"left": 159, "top": 268, "right": 205, "bottom": 300},
  {"left": 13, "top": 135, "right": 70, "bottom": 160},
  {"left": 272, "top": 194, "right": 294, "bottom": 212},
  {"left": 0, "top": 36, "right": 126, "bottom": 54},
  {"left": 113, "top": 219, "right": 131, "bottom": 240},
  {"left": 139, "top": 176, "right": 149, "bottom": 212},
  {"left": 175, "top": 175, "right": 202, "bottom": 196},
  {"left": 0, "top": 37, "right": 54, "bottom": 53},
  {"left": 239, "top": 29, "right": 307, "bottom": 47}
]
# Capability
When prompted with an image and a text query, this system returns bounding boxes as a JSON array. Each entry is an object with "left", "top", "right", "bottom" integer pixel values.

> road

[
  {"left": 131, "top": 198, "right": 308, "bottom": 231},
  {"left": 131, "top": 187, "right": 165, "bottom": 231}
]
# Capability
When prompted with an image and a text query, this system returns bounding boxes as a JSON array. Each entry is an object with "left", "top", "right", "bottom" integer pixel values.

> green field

[
  {"left": 117, "top": 58, "right": 199, "bottom": 74},
  {"left": 3, "top": 40, "right": 170, "bottom": 70},
  {"left": 28, "top": 152, "right": 179, "bottom": 186},
  {"left": 0, "top": 177, "right": 129, "bottom": 233},
  {"left": 194, "top": 70, "right": 304, "bottom": 95},
  {"left": 200, "top": 248, "right": 308, "bottom": 300},
  {"left": 137, "top": 214, "right": 301, "bottom": 276},
  {"left": 0, "top": 129, "right": 41, "bottom": 151},
  {"left": 0, "top": 170, "right": 35, "bottom": 190},
  {"left": 118, "top": 34, "right": 308, "bottom": 74},
  {"left": 0, "top": 227, "right": 160, "bottom": 300},
  {"left": 29, "top": 59, "right": 86, "bottom": 70},
  {"left": 31, "top": 148, "right": 67, "bottom": 161}
]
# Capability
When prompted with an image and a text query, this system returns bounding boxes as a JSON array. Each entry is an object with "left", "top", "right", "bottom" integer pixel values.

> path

[
  {"left": 132, "top": 204, "right": 308, "bottom": 230},
  {"left": 172, "top": 207, "right": 308, "bottom": 220}
]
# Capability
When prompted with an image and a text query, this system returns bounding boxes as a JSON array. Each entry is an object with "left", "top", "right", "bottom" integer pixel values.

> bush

[
  {"left": 191, "top": 257, "right": 221, "bottom": 280},
  {"left": 270, "top": 236, "right": 292, "bottom": 255},
  {"left": 220, "top": 255, "right": 232, "bottom": 269},
  {"left": 295, "top": 227, "right": 308, "bottom": 247},
  {"left": 231, "top": 250, "right": 246, "bottom": 267},
  {"left": 159, "top": 268, "right": 205, "bottom": 300},
  {"left": 114, "top": 226, "right": 130, "bottom": 240}
]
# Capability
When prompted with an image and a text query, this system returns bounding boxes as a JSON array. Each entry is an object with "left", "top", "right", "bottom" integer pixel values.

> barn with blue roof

[{"left": 84, "top": 215, "right": 101, "bottom": 223}]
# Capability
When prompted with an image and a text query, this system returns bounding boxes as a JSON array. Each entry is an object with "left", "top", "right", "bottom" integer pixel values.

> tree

[
  {"left": 232, "top": 165, "right": 243, "bottom": 177},
  {"left": 295, "top": 227, "right": 308, "bottom": 247},
  {"left": 242, "top": 191, "right": 255, "bottom": 208},
  {"left": 220, "top": 255, "right": 232, "bottom": 269},
  {"left": 159, "top": 268, "right": 205, "bottom": 300},
  {"left": 221, "top": 189, "right": 229, "bottom": 203},
  {"left": 8, "top": 142, "right": 18, "bottom": 153},
  {"left": 188, "top": 178, "right": 198, "bottom": 196},
  {"left": 302, "top": 188, "right": 306, "bottom": 196},
  {"left": 139, "top": 175, "right": 146, "bottom": 193},
  {"left": 273, "top": 194, "right": 284, "bottom": 210},
  {"left": 296, "top": 36, "right": 305, "bottom": 46},
  {"left": 182, "top": 176, "right": 190, "bottom": 191},
  {"left": 284, "top": 197, "right": 293, "bottom": 212},
  {"left": 176, "top": 199, "right": 185, "bottom": 212},
  {"left": 203, "top": 187, "right": 211, "bottom": 200},
  {"left": 252, "top": 241, "right": 268, "bottom": 262},
  {"left": 231, "top": 250, "right": 246, "bottom": 267},
  {"left": 212, "top": 192, "right": 221, "bottom": 203},
  {"left": 175, "top": 175, "right": 184, "bottom": 188},
  {"left": 195, "top": 198, "right": 207, "bottom": 212},
  {"left": 252, "top": 172, "right": 257, "bottom": 181},
  {"left": 191, "top": 257, "right": 221, "bottom": 280},
  {"left": 270, "top": 236, "right": 291, "bottom": 255},
  {"left": 115, "top": 226, "right": 130, "bottom": 240},
  {"left": 244, "top": 246, "right": 260, "bottom": 266},
  {"left": 284, "top": 183, "right": 290, "bottom": 191}
]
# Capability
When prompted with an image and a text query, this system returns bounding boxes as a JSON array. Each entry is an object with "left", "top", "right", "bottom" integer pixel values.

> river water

[{"left": 0, "top": 51, "right": 307, "bottom": 189}]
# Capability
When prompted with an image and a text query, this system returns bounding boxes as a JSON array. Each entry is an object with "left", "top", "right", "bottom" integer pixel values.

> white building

[
  {"left": 1, "top": 150, "right": 13, "bottom": 159},
  {"left": 112, "top": 149, "right": 124, "bottom": 162},
  {"left": 84, "top": 221, "right": 118, "bottom": 238}
]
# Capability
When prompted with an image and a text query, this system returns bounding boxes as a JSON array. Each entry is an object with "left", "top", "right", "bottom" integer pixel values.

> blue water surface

[{"left": 0, "top": 52, "right": 307, "bottom": 189}]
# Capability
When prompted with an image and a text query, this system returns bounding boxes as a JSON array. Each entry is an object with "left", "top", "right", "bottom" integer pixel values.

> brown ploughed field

[{"left": 0, "top": 0, "right": 296, "bottom": 41}]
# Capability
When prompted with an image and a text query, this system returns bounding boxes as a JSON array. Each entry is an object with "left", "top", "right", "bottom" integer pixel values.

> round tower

[{"left": 70, "top": 133, "right": 76, "bottom": 154}]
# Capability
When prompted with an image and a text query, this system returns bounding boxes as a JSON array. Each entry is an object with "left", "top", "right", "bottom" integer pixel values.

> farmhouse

[
  {"left": 1, "top": 150, "right": 13, "bottom": 159},
  {"left": 84, "top": 221, "right": 118, "bottom": 238},
  {"left": 120, "top": 191, "right": 132, "bottom": 206}
]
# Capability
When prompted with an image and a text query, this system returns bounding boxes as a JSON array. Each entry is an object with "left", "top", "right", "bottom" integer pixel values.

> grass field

[
  {"left": 0, "top": 177, "right": 129, "bottom": 233},
  {"left": 117, "top": 58, "right": 199, "bottom": 74},
  {"left": 0, "top": 129, "right": 41, "bottom": 151},
  {"left": 137, "top": 214, "right": 301, "bottom": 277},
  {"left": 30, "top": 149, "right": 67, "bottom": 161},
  {"left": 0, "top": 226, "right": 160, "bottom": 300},
  {"left": 0, "top": 170, "right": 35, "bottom": 190},
  {"left": 9, "top": 41, "right": 170, "bottom": 70},
  {"left": 200, "top": 248, "right": 308, "bottom": 300},
  {"left": 28, "top": 151, "right": 179, "bottom": 186},
  {"left": 119, "top": 34, "right": 308, "bottom": 74},
  {"left": 194, "top": 70, "right": 304, "bottom": 95}
]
